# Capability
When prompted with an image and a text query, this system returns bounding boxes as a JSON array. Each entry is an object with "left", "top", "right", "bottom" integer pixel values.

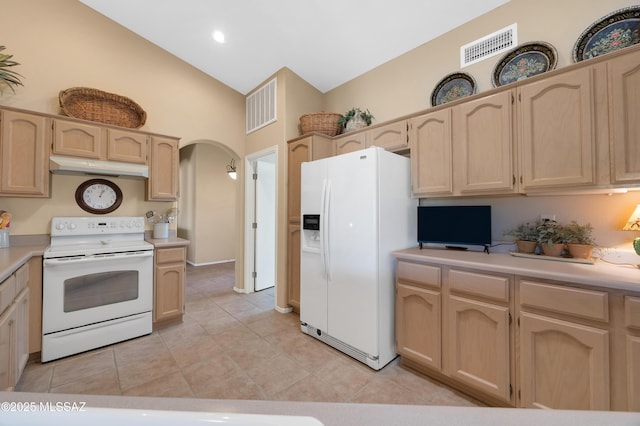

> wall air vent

[
  {"left": 460, "top": 23, "right": 517, "bottom": 68},
  {"left": 246, "top": 78, "right": 277, "bottom": 134}
]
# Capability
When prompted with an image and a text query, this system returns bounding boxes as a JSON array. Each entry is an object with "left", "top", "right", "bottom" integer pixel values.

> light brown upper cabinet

[
  {"left": 334, "top": 132, "right": 366, "bottom": 156},
  {"left": 53, "top": 119, "right": 147, "bottom": 164},
  {"left": 410, "top": 108, "right": 453, "bottom": 196},
  {"left": 0, "top": 109, "right": 50, "bottom": 197},
  {"left": 453, "top": 89, "right": 517, "bottom": 195},
  {"left": 518, "top": 66, "right": 597, "bottom": 190},
  {"left": 146, "top": 135, "right": 179, "bottom": 201},
  {"left": 107, "top": 128, "right": 148, "bottom": 164},
  {"left": 608, "top": 48, "right": 640, "bottom": 184},
  {"left": 366, "top": 120, "right": 409, "bottom": 152}
]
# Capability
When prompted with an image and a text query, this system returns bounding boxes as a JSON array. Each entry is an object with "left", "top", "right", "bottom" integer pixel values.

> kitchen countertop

[
  {"left": 145, "top": 231, "right": 190, "bottom": 248},
  {"left": 1, "top": 392, "right": 639, "bottom": 425},
  {"left": 0, "top": 232, "right": 190, "bottom": 283},
  {"left": 393, "top": 247, "right": 640, "bottom": 293},
  {"left": 0, "top": 235, "right": 49, "bottom": 283}
]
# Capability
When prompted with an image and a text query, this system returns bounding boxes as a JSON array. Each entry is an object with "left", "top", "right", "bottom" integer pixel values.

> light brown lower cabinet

[
  {"left": 519, "top": 311, "right": 609, "bottom": 410},
  {"left": 394, "top": 255, "right": 639, "bottom": 411},
  {"left": 287, "top": 224, "right": 301, "bottom": 310},
  {"left": 153, "top": 246, "right": 186, "bottom": 326},
  {"left": 624, "top": 296, "right": 640, "bottom": 411},
  {"left": 396, "top": 282, "right": 441, "bottom": 369},
  {"left": 395, "top": 260, "right": 442, "bottom": 370},
  {"left": 447, "top": 295, "right": 512, "bottom": 403},
  {"left": 0, "top": 262, "right": 30, "bottom": 391}
]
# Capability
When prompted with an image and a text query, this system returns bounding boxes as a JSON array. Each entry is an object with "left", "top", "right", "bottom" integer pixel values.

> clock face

[{"left": 75, "top": 179, "right": 123, "bottom": 214}]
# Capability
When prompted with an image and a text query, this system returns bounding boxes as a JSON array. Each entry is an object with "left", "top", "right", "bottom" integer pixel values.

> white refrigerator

[{"left": 300, "top": 147, "right": 416, "bottom": 370}]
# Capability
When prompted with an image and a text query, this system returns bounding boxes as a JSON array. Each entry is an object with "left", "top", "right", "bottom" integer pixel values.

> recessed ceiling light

[{"left": 212, "top": 30, "right": 225, "bottom": 44}]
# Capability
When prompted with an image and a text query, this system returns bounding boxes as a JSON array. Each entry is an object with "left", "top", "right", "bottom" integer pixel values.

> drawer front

[
  {"left": 625, "top": 296, "right": 640, "bottom": 329},
  {"left": 520, "top": 280, "right": 608, "bottom": 322},
  {"left": 155, "top": 247, "right": 186, "bottom": 265},
  {"left": 0, "top": 274, "right": 17, "bottom": 314},
  {"left": 449, "top": 269, "right": 510, "bottom": 303},
  {"left": 397, "top": 261, "right": 441, "bottom": 288}
]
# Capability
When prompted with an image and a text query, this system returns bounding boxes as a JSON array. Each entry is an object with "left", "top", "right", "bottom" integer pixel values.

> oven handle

[{"left": 43, "top": 250, "right": 154, "bottom": 266}]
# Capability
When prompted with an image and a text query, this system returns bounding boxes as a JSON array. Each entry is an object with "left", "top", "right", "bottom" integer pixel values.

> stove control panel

[{"left": 51, "top": 217, "right": 146, "bottom": 236}]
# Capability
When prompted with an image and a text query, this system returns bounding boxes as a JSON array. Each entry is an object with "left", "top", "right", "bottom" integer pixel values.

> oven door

[{"left": 42, "top": 250, "right": 153, "bottom": 334}]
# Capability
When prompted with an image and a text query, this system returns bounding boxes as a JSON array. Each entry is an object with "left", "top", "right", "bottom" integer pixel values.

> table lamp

[{"left": 622, "top": 204, "right": 640, "bottom": 255}]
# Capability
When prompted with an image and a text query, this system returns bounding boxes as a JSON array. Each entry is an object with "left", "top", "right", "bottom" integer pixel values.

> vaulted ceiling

[{"left": 80, "top": 0, "right": 509, "bottom": 94}]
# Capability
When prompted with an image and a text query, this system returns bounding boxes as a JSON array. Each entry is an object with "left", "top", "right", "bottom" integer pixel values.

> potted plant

[
  {"left": 536, "top": 220, "right": 566, "bottom": 257},
  {"left": 504, "top": 220, "right": 540, "bottom": 253},
  {"left": 338, "top": 107, "right": 374, "bottom": 132},
  {"left": 0, "top": 46, "right": 23, "bottom": 94},
  {"left": 563, "top": 220, "right": 596, "bottom": 259}
]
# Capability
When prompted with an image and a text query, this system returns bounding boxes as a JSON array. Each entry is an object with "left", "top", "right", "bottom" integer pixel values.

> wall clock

[{"left": 75, "top": 178, "right": 123, "bottom": 214}]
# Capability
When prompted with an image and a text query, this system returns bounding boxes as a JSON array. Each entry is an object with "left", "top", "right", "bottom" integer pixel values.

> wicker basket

[
  {"left": 59, "top": 87, "right": 147, "bottom": 129},
  {"left": 299, "top": 112, "right": 342, "bottom": 136}
]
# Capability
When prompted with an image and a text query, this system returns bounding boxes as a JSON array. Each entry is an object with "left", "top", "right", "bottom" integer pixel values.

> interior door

[{"left": 254, "top": 156, "right": 276, "bottom": 291}]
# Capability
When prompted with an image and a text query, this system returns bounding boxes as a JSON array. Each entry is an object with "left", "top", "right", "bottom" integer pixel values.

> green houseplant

[
  {"left": 536, "top": 220, "right": 567, "bottom": 256},
  {"left": 563, "top": 220, "right": 595, "bottom": 259},
  {"left": 504, "top": 220, "right": 540, "bottom": 253},
  {"left": 0, "top": 46, "right": 23, "bottom": 94},
  {"left": 338, "top": 107, "right": 374, "bottom": 132}
]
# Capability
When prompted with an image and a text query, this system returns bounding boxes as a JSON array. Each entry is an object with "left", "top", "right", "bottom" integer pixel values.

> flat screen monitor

[{"left": 418, "top": 205, "right": 492, "bottom": 248}]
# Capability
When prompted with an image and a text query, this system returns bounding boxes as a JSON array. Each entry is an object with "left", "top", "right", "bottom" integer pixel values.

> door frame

[{"left": 243, "top": 145, "right": 278, "bottom": 294}]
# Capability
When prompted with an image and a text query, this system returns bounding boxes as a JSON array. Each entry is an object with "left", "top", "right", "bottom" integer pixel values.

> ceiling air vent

[
  {"left": 246, "top": 78, "right": 277, "bottom": 134},
  {"left": 460, "top": 23, "right": 518, "bottom": 68}
]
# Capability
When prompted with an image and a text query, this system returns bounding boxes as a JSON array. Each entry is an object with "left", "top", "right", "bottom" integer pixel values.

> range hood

[{"left": 49, "top": 155, "right": 149, "bottom": 178}]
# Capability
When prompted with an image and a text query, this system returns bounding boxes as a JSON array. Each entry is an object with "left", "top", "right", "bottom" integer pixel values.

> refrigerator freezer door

[
  {"left": 325, "top": 149, "right": 379, "bottom": 356},
  {"left": 300, "top": 159, "right": 328, "bottom": 331}
]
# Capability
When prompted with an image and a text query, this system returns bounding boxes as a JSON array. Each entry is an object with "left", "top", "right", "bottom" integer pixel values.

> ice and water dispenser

[{"left": 302, "top": 214, "right": 321, "bottom": 252}]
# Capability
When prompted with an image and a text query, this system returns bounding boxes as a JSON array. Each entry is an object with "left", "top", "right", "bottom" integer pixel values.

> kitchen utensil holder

[{"left": 153, "top": 223, "right": 169, "bottom": 239}]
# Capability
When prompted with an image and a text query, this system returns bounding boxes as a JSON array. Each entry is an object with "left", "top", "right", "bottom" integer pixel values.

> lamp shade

[
  {"left": 623, "top": 205, "right": 640, "bottom": 231},
  {"left": 226, "top": 159, "right": 237, "bottom": 180}
]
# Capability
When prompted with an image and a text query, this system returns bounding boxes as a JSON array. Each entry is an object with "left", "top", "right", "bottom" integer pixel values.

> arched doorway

[{"left": 178, "top": 141, "right": 242, "bottom": 284}]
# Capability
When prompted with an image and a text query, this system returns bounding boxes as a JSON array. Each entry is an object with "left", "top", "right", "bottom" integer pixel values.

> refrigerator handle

[{"left": 323, "top": 179, "right": 332, "bottom": 280}]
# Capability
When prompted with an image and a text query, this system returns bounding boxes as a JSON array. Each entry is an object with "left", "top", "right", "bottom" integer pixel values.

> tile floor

[{"left": 16, "top": 262, "right": 482, "bottom": 406}]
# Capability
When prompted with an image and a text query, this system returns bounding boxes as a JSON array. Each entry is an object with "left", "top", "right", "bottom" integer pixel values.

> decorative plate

[
  {"left": 491, "top": 41, "right": 558, "bottom": 87},
  {"left": 430, "top": 72, "right": 476, "bottom": 106},
  {"left": 572, "top": 6, "right": 640, "bottom": 62}
]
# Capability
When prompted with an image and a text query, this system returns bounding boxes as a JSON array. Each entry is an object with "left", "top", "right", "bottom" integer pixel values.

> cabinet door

[
  {"left": 520, "top": 311, "right": 609, "bottom": 410},
  {"left": 0, "top": 303, "right": 16, "bottom": 391},
  {"left": 628, "top": 335, "right": 640, "bottom": 411},
  {"left": 447, "top": 295, "right": 512, "bottom": 403},
  {"left": 454, "top": 90, "right": 516, "bottom": 194},
  {"left": 288, "top": 138, "right": 312, "bottom": 222},
  {"left": 287, "top": 224, "right": 301, "bottom": 311},
  {"left": 410, "top": 109, "right": 453, "bottom": 196},
  {"left": 519, "top": 67, "right": 596, "bottom": 189},
  {"left": 154, "top": 263, "right": 184, "bottom": 323},
  {"left": 608, "top": 50, "right": 640, "bottom": 184},
  {"left": 396, "top": 282, "right": 441, "bottom": 370},
  {"left": 14, "top": 288, "right": 29, "bottom": 381},
  {"left": 147, "top": 136, "right": 179, "bottom": 201},
  {"left": 107, "top": 128, "right": 147, "bottom": 164},
  {"left": 52, "top": 119, "right": 103, "bottom": 159},
  {"left": 335, "top": 132, "right": 366, "bottom": 155},
  {"left": 0, "top": 110, "right": 50, "bottom": 197},
  {"left": 367, "top": 120, "right": 408, "bottom": 152}
]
